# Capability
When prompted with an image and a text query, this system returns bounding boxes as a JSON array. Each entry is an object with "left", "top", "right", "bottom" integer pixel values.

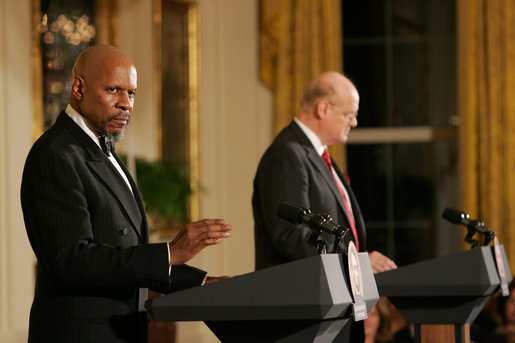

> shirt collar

[
  {"left": 294, "top": 118, "right": 327, "bottom": 156},
  {"left": 65, "top": 104, "right": 102, "bottom": 149}
]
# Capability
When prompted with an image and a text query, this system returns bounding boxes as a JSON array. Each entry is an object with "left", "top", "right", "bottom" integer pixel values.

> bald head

[
  {"left": 297, "top": 72, "right": 359, "bottom": 145},
  {"left": 300, "top": 72, "right": 356, "bottom": 109},
  {"left": 72, "top": 44, "right": 133, "bottom": 80},
  {"left": 69, "top": 44, "right": 137, "bottom": 141}
]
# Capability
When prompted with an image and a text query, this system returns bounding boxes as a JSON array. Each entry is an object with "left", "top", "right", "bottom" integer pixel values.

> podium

[
  {"left": 146, "top": 253, "right": 379, "bottom": 342},
  {"left": 375, "top": 245, "right": 511, "bottom": 343}
]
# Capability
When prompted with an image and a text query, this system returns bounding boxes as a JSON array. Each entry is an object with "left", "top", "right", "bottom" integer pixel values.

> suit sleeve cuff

[{"left": 170, "top": 264, "right": 207, "bottom": 292}]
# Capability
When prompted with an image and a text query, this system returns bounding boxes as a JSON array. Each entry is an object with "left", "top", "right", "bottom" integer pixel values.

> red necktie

[{"left": 322, "top": 148, "right": 359, "bottom": 251}]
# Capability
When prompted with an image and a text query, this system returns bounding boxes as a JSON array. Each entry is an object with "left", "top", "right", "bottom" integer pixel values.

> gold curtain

[
  {"left": 457, "top": 0, "right": 515, "bottom": 267},
  {"left": 95, "top": 0, "right": 119, "bottom": 47},
  {"left": 259, "top": 0, "right": 345, "bottom": 165}
]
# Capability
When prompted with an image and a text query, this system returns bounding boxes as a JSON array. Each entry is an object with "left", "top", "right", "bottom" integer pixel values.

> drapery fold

[
  {"left": 259, "top": 0, "right": 345, "bottom": 165},
  {"left": 95, "top": 0, "right": 119, "bottom": 47},
  {"left": 457, "top": 0, "right": 515, "bottom": 266}
]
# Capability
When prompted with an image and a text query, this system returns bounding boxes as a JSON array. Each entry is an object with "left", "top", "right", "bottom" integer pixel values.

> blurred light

[
  {"left": 47, "top": 58, "right": 64, "bottom": 71},
  {"left": 62, "top": 20, "right": 75, "bottom": 35},
  {"left": 67, "top": 32, "right": 82, "bottom": 46},
  {"left": 41, "top": 13, "right": 96, "bottom": 46},
  {"left": 38, "top": 24, "right": 48, "bottom": 33},
  {"left": 50, "top": 21, "right": 60, "bottom": 32},
  {"left": 56, "top": 14, "right": 67, "bottom": 28},
  {"left": 43, "top": 32, "right": 55, "bottom": 44},
  {"left": 449, "top": 115, "right": 461, "bottom": 126},
  {"left": 47, "top": 81, "right": 64, "bottom": 94},
  {"left": 37, "top": 13, "right": 49, "bottom": 37}
]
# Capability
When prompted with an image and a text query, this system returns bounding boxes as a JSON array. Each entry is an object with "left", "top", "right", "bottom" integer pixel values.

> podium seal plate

[{"left": 347, "top": 241, "right": 367, "bottom": 321}]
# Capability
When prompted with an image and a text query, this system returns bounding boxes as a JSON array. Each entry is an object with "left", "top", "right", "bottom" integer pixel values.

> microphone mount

[
  {"left": 441, "top": 208, "right": 495, "bottom": 249},
  {"left": 278, "top": 201, "right": 350, "bottom": 254}
]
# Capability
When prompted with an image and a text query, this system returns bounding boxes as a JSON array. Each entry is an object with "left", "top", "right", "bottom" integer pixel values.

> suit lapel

[
  {"left": 289, "top": 121, "right": 363, "bottom": 244},
  {"left": 113, "top": 152, "right": 149, "bottom": 243},
  {"left": 56, "top": 112, "right": 145, "bottom": 241},
  {"left": 306, "top": 149, "right": 348, "bottom": 214},
  {"left": 86, "top": 159, "right": 144, "bottom": 241},
  {"left": 289, "top": 122, "right": 348, "bottom": 219}
]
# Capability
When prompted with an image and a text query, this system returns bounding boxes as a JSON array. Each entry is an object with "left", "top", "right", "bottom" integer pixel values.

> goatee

[
  {"left": 106, "top": 130, "right": 124, "bottom": 143},
  {"left": 105, "top": 113, "right": 130, "bottom": 143}
]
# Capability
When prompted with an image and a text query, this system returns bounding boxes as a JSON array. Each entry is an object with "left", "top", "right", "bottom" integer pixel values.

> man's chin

[
  {"left": 106, "top": 128, "right": 125, "bottom": 143},
  {"left": 337, "top": 136, "right": 349, "bottom": 144}
]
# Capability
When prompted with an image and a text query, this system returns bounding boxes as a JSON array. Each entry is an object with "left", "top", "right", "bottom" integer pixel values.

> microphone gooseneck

[
  {"left": 441, "top": 207, "right": 495, "bottom": 248},
  {"left": 277, "top": 201, "right": 348, "bottom": 238}
]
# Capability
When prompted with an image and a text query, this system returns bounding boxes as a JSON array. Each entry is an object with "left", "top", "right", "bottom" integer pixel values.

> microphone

[
  {"left": 442, "top": 207, "right": 471, "bottom": 226},
  {"left": 277, "top": 201, "right": 347, "bottom": 238},
  {"left": 442, "top": 207, "right": 495, "bottom": 245}
]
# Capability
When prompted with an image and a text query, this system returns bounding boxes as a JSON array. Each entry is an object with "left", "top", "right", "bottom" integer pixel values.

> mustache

[
  {"left": 109, "top": 112, "right": 131, "bottom": 123},
  {"left": 104, "top": 112, "right": 130, "bottom": 143}
]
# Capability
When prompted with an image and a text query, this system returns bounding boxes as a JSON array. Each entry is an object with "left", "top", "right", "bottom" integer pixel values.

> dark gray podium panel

[
  {"left": 147, "top": 253, "right": 378, "bottom": 322},
  {"left": 146, "top": 253, "right": 379, "bottom": 342},
  {"left": 375, "top": 246, "right": 512, "bottom": 324},
  {"left": 204, "top": 317, "right": 353, "bottom": 343}
]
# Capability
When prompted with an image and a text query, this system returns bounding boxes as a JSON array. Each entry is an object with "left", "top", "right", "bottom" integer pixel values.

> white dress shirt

[{"left": 65, "top": 105, "right": 133, "bottom": 193}]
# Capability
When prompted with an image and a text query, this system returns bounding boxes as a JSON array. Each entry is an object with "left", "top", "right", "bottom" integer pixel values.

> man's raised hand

[{"left": 169, "top": 218, "right": 231, "bottom": 265}]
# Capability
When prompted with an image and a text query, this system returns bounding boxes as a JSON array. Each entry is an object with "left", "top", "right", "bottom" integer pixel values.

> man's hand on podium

[
  {"left": 204, "top": 275, "right": 233, "bottom": 285},
  {"left": 368, "top": 251, "right": 397, "bottom": 274}
]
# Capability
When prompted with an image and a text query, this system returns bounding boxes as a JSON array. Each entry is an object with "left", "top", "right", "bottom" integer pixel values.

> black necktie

[{"left": 99, "top": 135, "right": 114, "bottom": 156}]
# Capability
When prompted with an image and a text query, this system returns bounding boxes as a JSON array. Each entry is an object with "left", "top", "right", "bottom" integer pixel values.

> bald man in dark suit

[
  {"left": 253, "top": 72, "right": 397, "bottom": 342},
  {"left": 253, "top": 72, "right": 397, "bottom": 272},
  {"left": 21, "top": 44, "right": 231, "bottom": 343}
]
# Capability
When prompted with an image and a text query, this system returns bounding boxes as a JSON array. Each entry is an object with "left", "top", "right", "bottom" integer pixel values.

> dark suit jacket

[
  {"left": 253, "top": 120, "right": 367, "bottom": 270},
  {"left": 21, "top": 112, "right": 206, "bottom": 343}
]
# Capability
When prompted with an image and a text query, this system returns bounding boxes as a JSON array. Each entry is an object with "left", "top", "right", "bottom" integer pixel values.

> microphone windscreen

[
  {"left": 277, "top": 201, "right": 305, "bottom": 224},
  {"left": 442, "top": 207, "right": 467, "bottom": 224}
]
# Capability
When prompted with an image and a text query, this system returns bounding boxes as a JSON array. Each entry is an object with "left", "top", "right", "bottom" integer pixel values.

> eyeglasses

[{"left": 329, "top": 102, "right": 358, "bottom": 121}]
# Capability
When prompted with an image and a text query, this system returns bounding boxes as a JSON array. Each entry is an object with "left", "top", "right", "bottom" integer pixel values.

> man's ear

[
  {"left": 71, "top": 76, "right": 85, "bottom": 101},
  {"left": 314, "top": 100, "right": 329, "bottom": 119}
]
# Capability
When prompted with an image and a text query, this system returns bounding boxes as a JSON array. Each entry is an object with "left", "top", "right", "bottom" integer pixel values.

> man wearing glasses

[{"left": 252, "top": 71, "right": 397, "bottom": 341}]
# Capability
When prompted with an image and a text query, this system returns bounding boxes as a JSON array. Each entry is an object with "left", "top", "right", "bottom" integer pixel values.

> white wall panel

[
  {"left": 0, "top": 0, "right": 272, "bottom": 341},
  {"left": 177, "top": 0, "right": 273, "bottom": 341},
  {"left": 0, "top": 0, "right": 36, "bottom": 341},
  {"left": 118, "top": 0, "right": 158, "bottom": 161}
]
